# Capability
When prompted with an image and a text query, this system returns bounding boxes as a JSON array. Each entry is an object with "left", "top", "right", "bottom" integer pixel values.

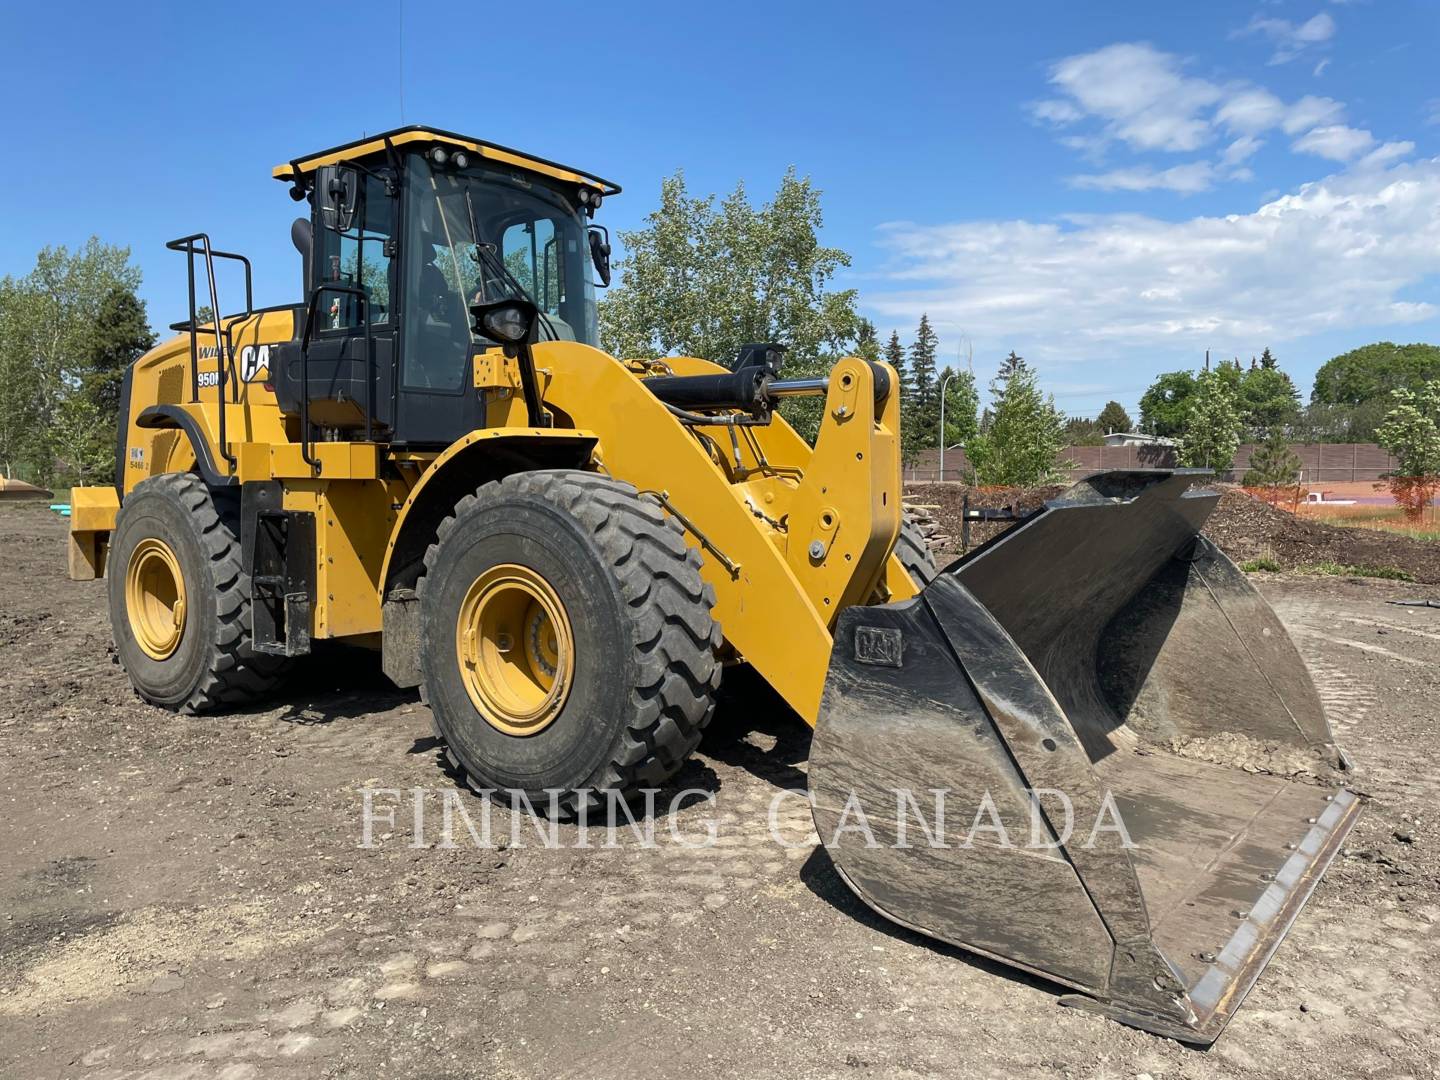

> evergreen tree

[
  {"left": 1243, "top": 428, "right": 1303, "bottom": 503},
  {"left": 1065, "top": 417, "right": 1105, "bottom": 445},
  {"left": 909, "top": 315, "right": 938, "bottom": 417},
  {"left": 884, "top": 330, "right": 908, "bottom": 400},
  {"left": 1096, "top": 400, "right": 1132, "bottom": 434},
  {"left": 85, "top": 286, "right": 155, "bottom": 419},
  {"left": 966, "top": 356, "right": 1066, "bottom": 486}
]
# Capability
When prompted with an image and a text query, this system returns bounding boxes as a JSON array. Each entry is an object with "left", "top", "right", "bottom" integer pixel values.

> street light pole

[{"left": 938, "top": 370, "right": 956, "bottom": 481}]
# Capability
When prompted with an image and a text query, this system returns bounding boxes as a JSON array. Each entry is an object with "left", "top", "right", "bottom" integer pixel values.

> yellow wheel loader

[{"left": 68, "top": 126, "right": 1359, "bottom": 1044}]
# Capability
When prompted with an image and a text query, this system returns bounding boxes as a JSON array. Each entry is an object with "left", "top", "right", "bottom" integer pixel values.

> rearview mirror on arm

[{"left": 588, "top": 226, "right": 611, "bottom": 287}]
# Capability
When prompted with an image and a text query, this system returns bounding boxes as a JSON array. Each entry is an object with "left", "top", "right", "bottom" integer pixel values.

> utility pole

[{"left": 939, "top": 369, "right": 957, "bottom": 481}]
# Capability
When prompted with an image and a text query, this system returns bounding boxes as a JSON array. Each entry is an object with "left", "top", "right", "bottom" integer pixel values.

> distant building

[{"left": 1103, "top": 432, "right": 1177, "bottom": 448}]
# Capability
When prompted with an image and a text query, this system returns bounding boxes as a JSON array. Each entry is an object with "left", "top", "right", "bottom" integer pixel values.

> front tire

[
  {"left": 108, "top": 472, "right": 286, "bottom": 712},
  {"left": 418, "top": 470, "right": 721, "bottom": 813},
  {"left": 895, "top": 512, "right": 938, "bottom": 586}
]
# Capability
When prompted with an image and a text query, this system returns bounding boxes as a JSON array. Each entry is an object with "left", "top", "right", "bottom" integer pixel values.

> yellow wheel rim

[
  {"left": 455, "top": 563, "right": 575, "bottom": 736},
  {"left": 125, "top": 537, "right": 187, "bottom": 660}
]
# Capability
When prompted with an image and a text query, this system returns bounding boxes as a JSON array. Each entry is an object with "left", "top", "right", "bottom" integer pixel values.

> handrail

[
  {"left": 298, "top": 284, "right": 373, "bottom": 473},
  {"left": 165, "top": 234, "right": 254, "bottom": 475}
]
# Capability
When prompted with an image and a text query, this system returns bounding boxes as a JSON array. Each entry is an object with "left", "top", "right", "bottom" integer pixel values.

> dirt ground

[{"left": 2, "top": 500, "right": 1438, "bottom": 1080}]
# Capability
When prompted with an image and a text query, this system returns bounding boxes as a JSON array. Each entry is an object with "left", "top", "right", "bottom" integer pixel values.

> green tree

[
  {"left": 1292, "top": 400, "right": 1388, "bottom": 443},
  {"left": 1243, "top": 428, "right": 1303, "bottom": 503},
  {"left": 884, "top": 331, "right": 908, "bottom": 397},
  {"left": 938, "top": 366, "right": 979, "bottom": 449},
  {"left": 1258, "top": 346, "right": 1278, "bottom": 371},
  {"left": 86, "top": 286, "right": 155, "bottom": 418},
  {"left": 854, "top": 318, "right": 880, "bottom": 363},
  {"left": 1312, "top": 341, "right": 1440, "bottom": 406},
  {"left": 0, "top": 277, "right": 43, "bottom": 478},
  {"left": 1375, "top": 381, "right": 1440, "bottom": 521},
  {"left": 1065, "top": 417, "right": 1105, "bottom": 446},
  {"left": 966, "top": 357, "right": 1067, "bottom": 486},
  {"left": 1238, "top": 365, "right": 1300, "bottom": 436},
  {"left": 1096, "top": 400, "right": 1132, "bottom": 434},
  {"left": 599, "top": 168, "right": 859, "bottom": 365},
  {"left": 1139, "top": 370, "right": 1197, "bottom": 437},
  {"left": 0, "top": 238, "right": 141, "bottom": 482},
  {"left": 1179, "top": 368, "right": 1243, "bottom": 473},
  {"left": 909, "top": 315, "right": 939, "bottom": 424}
]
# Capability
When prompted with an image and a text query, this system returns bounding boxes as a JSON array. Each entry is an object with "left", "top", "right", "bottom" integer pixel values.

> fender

[
  {"left": 378, "top": 428, "right": 599, "bottom": 599},
  {"left": 376, "top": 428, "right": 598, "bottom": 688},
  {"left": 135, "top": 405, "right": 237, "bottom": 487}
]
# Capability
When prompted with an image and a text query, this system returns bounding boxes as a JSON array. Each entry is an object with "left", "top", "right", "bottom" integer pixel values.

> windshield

[{"left": 402, "top": 153, "right": 598, "bottom": 391}]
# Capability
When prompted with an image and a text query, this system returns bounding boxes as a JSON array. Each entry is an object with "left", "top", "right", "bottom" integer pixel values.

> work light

[{"left": 471, "top": 298, "right": 538, "bottom": 346}]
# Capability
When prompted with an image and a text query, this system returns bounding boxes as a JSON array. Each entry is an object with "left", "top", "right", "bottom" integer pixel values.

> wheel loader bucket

[{"left": 810, "top": 471, "right": 1359, "bottom": 1045}]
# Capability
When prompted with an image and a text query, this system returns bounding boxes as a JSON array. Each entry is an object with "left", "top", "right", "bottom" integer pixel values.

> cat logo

[{"left": 239, "top": 344, "right": 272, "bottom": 383}]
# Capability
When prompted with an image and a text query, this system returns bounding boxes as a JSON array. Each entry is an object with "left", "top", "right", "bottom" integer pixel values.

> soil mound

[{"left": 906, "top": 481, "right": 1439, "bottom": 583}]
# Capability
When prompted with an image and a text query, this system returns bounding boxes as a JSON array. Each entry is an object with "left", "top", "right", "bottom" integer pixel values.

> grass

[
  {"left": 1296, "top": 561, "right": 1414, "bottom": 581},
  {"left": 1298, "top": 502, "right": 1440, "bottom": 542},
  {"left": 1240, "top": 556, "right": 1282, "bottom": 573},
  {"left": 1239, "top": 555, "right": 1414, "bottom": 580}
]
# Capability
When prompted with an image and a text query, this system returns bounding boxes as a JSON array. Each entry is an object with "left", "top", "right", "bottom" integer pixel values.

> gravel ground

[{"left": 1, "top": 501, "right": 1437, "bottom": 1080}]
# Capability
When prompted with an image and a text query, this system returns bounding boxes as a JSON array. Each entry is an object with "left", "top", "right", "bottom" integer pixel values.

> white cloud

[
  {"left": 1028, "top": 99, "right": 1083, "bottom": 125},
  {"left": 1281, "top": 94, "right": 1346, "bottom": 133},
  {"left": 1242, "top": 12, "right": 1337, "bottom": 64},
  {"left": 1070, "top": 162, "right": 1216, "bottom": 194},
  {"left": 1358, "top": 141, "right": 1415, "bottom": 168},
  {"left": 1292, "top": 124, "right": 1375, "bottom": 160},
  {"left": 1427, "top": 99, "right": 1440, "bottom": 126},
  {"left": 867, "top": 157, "right": 1440, "bottom": 364},
  {"left": 1216, "top": 89, "right": 1287, "bottom": 134},
  {"left": 1030, "top": 44, "right": 1371, "bottom": 192},
  {"left": 1313, "top": 57, "right": 1331, "bottom": 76},
  {"left": 1222, "top": 136, "right": 1265, "bottom": 165},
  {"left": 1046, "top": 43, "right": 1223, "bottom": 152}
]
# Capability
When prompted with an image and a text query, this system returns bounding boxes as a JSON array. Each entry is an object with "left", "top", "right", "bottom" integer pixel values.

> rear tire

[
  {"left": 895, "top": 512, "right": 938, "bottom": 586},
  {"left": 418, "top": 470, "right": 721, "bottom": 813},
  {"left": 108, "top": 472, "right": 287, "bottom": 712}
]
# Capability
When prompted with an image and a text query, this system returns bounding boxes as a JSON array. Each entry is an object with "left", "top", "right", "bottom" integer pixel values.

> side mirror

[
  {"left": 316, "top": 165, "right": 360, "bottom": 232},
  {"left": 588, "top": 226, "right": 612, "bottom": 287}
]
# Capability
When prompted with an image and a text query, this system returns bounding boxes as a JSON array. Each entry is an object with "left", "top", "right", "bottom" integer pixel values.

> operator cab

[{"left": 269, "top": 126, "right": 618, "bottom": 449}]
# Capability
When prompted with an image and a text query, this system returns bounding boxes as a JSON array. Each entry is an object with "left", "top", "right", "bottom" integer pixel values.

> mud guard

[{"left": 809, "top": 471, "right": 1360, "bottom": 1044}]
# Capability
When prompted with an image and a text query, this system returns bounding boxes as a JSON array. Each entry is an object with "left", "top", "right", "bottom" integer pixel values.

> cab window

[{"left": 315, "top": 174, "right": 393, "bottom": 330}]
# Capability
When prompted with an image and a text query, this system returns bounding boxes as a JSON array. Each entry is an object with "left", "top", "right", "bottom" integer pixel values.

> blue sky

[{"left": 3, "top": 0, "right": 1438, "bottom": 417}]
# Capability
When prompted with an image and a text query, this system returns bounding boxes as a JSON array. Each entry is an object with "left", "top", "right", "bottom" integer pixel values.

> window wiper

[{"left": 464, "top": 191, "right": 559, "bottom": 343}]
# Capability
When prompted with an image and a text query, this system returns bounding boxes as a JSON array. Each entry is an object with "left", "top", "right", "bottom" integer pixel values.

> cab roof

[{"left": 271, "top": 125, "right": 621, "bottom": 196}]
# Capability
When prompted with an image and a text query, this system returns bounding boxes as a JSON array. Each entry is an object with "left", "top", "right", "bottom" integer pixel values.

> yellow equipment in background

[{"left": 67, "top": 126, "right": 1358, "bottom": 1044}]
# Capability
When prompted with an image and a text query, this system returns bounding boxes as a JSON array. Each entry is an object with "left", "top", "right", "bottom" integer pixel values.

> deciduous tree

[
  {"left": 1139, "top": 370, "right": 1197, "bottom": 437},
  {"left": 1375, "top": 381, "right": 1440, "bottom": 521},
  {"left": 1179, "top": 369, "right": 1243, "bottom": 473}
]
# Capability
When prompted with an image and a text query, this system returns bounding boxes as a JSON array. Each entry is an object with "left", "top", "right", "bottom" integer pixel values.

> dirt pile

[
  {"left": 1204, "top": 484, "right": 1440, "bottom": 582},
  {"left": 906, "top": 481, "right": 1440, "bottom": 583}
]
